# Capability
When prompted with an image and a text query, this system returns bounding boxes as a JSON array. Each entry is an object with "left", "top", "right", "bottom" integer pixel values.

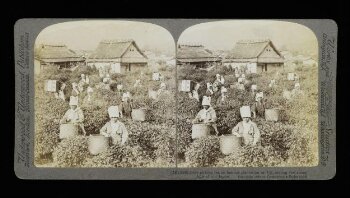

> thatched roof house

[
  {"left": 177, "top": 44, "right": 221, "bottom": 68},
  {"left": 86, "top": 39, "right": 148, "bottom": 74},
  {"left": 34, "top": 44, "right": 85, "bottom": 75},
  {"left": 224, "top": 39, "right": 284, "bottom": 73},
  {"left": 35, "top": 44, "right": 84, "bottom": 64}
]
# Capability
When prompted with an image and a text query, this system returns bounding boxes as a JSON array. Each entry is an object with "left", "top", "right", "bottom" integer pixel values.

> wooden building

[
  {"left": 177, "top": 44, "right": 221, "bottom": 68},
  {"left": 86, "top": 39, "right": 148, "bottom": 74},
  {"left": 223, "top": 40, "right": 284, "bottom": 73},
  {"left": 34, "top": 44, "right": 85, "bottom": 75}
]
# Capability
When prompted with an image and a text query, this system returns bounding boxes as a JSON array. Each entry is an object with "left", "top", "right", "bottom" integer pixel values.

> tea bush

[
  {"left": 83, "top": 144, "right": 150, "bottom": 167},
  {"left": 53, "top": 136, "right": 89, "bottom": 167},
  {"left": 185, "top": 136, "right": 221, "bottom": 167}
]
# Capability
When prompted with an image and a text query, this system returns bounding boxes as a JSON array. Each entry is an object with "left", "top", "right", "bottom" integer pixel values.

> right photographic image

[{"left": 176, "top": 20, "right": 319, "bottom": 167}]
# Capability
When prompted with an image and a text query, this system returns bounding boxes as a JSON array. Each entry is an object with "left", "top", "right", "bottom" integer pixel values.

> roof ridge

[
  {"left": 237, "top": 39, "right": 270, "bottom": 44},
  {"left": 101, "top": 39, "right": 134, "bottom": 44}
]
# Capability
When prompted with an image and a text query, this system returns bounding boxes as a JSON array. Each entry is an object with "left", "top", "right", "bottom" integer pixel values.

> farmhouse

[
  {"left": 177, "top": 44, "right": 221, "bottom": 68},
  {"left": 34, "top": 44, "right": 85, "bottom": 75},
  {"left": 223, "top": 39, "right": 284, "bottom": 73},
  {"left": 86, "top": 39, "right": 148, "bottom": 74}
]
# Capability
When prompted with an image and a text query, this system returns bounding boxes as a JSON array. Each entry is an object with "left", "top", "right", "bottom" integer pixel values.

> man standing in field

[
  {"left": 251, "top": 92, "right": 266, "bottom": 119},
  {"left": 119, "top": 92, "right": 133, "bottom": 119}
]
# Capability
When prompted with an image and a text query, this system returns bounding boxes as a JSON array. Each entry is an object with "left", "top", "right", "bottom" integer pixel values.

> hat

[
  {"left": 103, "top": 78, "right": 109, "bottom": 83},
  {"left": 69, "top": 96, "right": 79, "bottom": 106},
  {"left": 160, "top": 82, "right": 166, "bottom": 88},
  {"left": 194, "top": 83, "right": 200, "bottom": 90},
  {"left": 87, "top": 87, "right": 93, "bottom": 93},
  {"left": 255, "top": 92, "right": 263, "bottom": 101},
  {"left": 221, "top": 86, "right": 227, "bottom": 93},
  {"left": 202, "top": 96, "right": 211, "bottom": 106},
  {"left": 251, "top": 84, "right": 257, "bottom": 90},
  {"left": 108, "top": 106, "right": 119, "bottom": 118},
  {"left": 240, "top": 106, "right": 251, "bottom": 118}
]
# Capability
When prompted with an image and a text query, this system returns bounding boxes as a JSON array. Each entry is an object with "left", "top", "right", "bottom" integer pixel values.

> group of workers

[
  {"left": 56, "top": 69, "right": 302, "bottom": 149},
  {"left": 58, "top": 70, "right": 169, "bottom": 146},
  {"left": 192, "top": 94, "right": 262, "bottom": 147},
  {"left": 60, "top": 95, "right": 130, "bottom": 146}
]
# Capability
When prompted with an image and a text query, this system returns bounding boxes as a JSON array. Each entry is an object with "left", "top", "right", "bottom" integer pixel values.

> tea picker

[
  {"left": 119, "top": 92, "right": 133, "bottom": 119},
  {"left": 60, "top": 96, "right": 86, "bottom": 136},
  {"left": 251, "top": 91, "right": 265, "bottom": 118},
  {"left": 231, "top": 106, "right": 261, "bottom": 146},
  {"left": 71, "top": 82, "right": 80, "bottom": 97},
  {"left": 100, "top": 106, "right": 129, "bottom": 145},
  {"left": 192, "top": 96, "right": 219, "bottom": 135}
]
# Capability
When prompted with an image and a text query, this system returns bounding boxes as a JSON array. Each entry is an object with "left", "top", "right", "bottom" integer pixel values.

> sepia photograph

[
  {"left": 34, "top": 20, "right": 177, "bottom": 167},
  {"left": 34, "top": 19, "right": 320, "bottom": 169},
  {"left": 176, "top": 20, "right": 319, "bottom": 167}
]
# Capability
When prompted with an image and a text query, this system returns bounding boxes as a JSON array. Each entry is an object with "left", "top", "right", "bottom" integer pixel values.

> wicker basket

[
  {"left": 59, "top": 124, "right": 79, "bottom": 139},
  {"left": 220, "top": 134, "right": 242, "bottom": 155},
  {"left": 88, "top": 134, "right": 110, "bottom": 155},
  {"left": 265, "top": 108, "right": 279, "bottom": 121},
  {"left": 191, "top": 124, "right": 210, "bottom": 139},
  {"left": 132, "top": 108, "right": 146, "bottom": 121}
]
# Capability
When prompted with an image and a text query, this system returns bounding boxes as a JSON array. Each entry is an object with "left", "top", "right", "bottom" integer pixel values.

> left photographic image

[{"left": 34, "top": 20, "right": 177, "bottom": 167}]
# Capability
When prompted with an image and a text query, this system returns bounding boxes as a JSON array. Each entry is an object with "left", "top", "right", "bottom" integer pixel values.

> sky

[
  {"left": 36, "top": 20, "right": 318, "bottom": 57},
  {"left": 35, "top": 20, "right": 176, "bottom": 56},
  {"left": 178, "top": 20, "right": 318, "bottom": 55}
]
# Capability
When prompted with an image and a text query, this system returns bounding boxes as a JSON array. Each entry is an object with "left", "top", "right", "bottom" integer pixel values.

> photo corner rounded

[
  {"left": 14, "top": 166, "right": 30, "bottom": 180},
  {"left": 325, "top": 19, "right": 338, "bottom": 30},
  {"left": 14, "top": 18, "right": 29, "bottom": 28}
]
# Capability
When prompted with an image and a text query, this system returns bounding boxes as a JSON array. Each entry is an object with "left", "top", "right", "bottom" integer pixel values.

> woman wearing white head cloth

[
  {"left": 157, "top": 82, "right": 167, "bottom": 96},
  {"left": 83, "top": 86, "right": 94, "bottom": 104},
  {"left": 119, "top": 92, "right": 133, "bottom": 118},
  {"left": 232, "top": 106, "right": 260, "bottom": 146},
  {"left": 291, "top": 82, "right": 303, "bottom": 97},
  {"left": 217, "top": 86, "right": 228, "bottom": 105},
  {"left": 71, "top": 82, "right": 80, "bottom": 97},
  {"left": 100, "top": 106, "right": 128, "bottom": 145},
  {"left": 192, "top": 96, "right": 219, "bottom": 135},
  {"left": 60, "top": 96, "right": 86, "bottom": 135},
  {"left": 206, "top": 82, "right": 214, "bottom": 95},
  {"left": 251, "top": 91, "right": 265, "bottom": 118},
  {"left": 191, "top": 83, "right": 200, "bottom": 102}
]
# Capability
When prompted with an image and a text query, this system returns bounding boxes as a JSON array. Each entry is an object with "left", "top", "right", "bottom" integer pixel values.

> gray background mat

[{"left": 14, "top": 19, "right": 337, "bottom": 180}]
